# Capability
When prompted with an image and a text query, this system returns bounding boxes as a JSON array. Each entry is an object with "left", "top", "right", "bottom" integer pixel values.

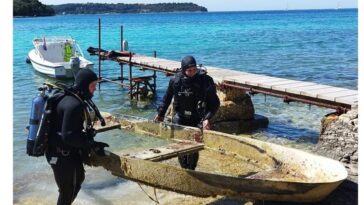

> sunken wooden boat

[{"left": 88, "top": 113, "right": 347, "bottom": 203}]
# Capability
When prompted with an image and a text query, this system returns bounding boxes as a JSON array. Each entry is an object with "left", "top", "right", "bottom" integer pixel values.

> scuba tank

[
  {"left": 27, "top": 87, "right": 48, "bottom": 156},
  {"left": 26, "top": 84, "right": 66, "bottom": 157},
  {"left": 26, "top": 82, "right": 106, "bottom": 157}
]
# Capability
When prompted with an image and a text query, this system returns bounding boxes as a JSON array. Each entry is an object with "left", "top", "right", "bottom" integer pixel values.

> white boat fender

[{"left": 122, "top": 40, "right": 128, "bottom": 51}]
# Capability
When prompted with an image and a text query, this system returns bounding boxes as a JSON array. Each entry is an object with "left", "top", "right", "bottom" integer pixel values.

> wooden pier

[
  {"left": 111, "top": 54, "right": 357, "bottom": 111},
  {"left": 91, "top": 20, "right": 357, "bottom": 111}
]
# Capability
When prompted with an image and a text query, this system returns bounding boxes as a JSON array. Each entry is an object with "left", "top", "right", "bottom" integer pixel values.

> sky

[{"left": 38, "top": 0, "right": 358, "bottom": 12}]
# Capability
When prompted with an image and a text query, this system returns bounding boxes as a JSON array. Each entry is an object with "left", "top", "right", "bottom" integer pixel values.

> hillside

[
  {"left": 14, "top": 0, "right": 55, "bottom": 17},
  {"left": 51, "top": 2, "right": 208, "bottom": 14}
]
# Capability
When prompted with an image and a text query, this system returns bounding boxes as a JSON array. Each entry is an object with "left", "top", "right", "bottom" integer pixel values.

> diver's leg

[
  {"left": 176, "top": 116, "right": 200, "bottom": 170},
  {"left": 51, "top": 158, "right": 83, "bottom": 205},
  {"left": 71, "top": 161, "right": 85, "bottom": 203}
]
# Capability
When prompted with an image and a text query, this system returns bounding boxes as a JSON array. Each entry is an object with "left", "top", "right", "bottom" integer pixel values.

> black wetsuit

[
  {"left": 46, "top": 94, "right": 91, "bottom": 205},
  {"left": 45, "top": 68, "right": 103, "bottom": 205},
  {"left": 157, "top": 71, "right": 220, "bottom": 169}
]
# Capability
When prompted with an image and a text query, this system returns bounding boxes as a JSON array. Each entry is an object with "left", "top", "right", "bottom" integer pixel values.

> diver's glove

[
  {"left": 92, "top": 141, "right": 109, "bottom": 156},
  {"left": 85, "top": 127, "right": 97, "bottom": 138}
]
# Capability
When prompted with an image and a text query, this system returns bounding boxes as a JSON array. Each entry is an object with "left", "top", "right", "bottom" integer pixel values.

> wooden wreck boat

[{"left": 89, "top": 113, "right": 347, "bottom": 203}]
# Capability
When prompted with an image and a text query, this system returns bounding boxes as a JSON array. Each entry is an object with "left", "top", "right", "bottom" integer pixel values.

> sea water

[{"left": 13, "top": 9, "right": 357, "bottom": 204}]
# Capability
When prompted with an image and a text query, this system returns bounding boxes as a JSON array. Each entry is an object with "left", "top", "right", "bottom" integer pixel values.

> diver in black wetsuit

[
  {"left": 155, "top": 55, "right": 220, "bottom": 170},
  {"left": 46, "top": 69, "right": 109, "bottom": 205}
]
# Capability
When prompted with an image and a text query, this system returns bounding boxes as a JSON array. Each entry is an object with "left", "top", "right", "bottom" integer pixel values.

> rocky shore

[
  {"left": 308, "top": 104, "right": 358, "bottom": 205},
  {"left": 314, "top": 104, "right": 358, "bottom": 182}
]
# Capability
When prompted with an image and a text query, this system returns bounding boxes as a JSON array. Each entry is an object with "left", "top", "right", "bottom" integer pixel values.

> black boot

[{"left": 178, "top": 152, "right": 199, "bottom": 170}]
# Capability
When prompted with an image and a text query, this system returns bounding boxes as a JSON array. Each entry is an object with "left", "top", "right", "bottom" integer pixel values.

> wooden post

[
  {"left": 98, "top": 18, "right": 101, "bottom": 90},
  {"left": 120, "top": 25, "right": 124, "bottom": 86},
  {"left": 153, "top": 51, "right": 157, "bottom": 94},
  {"left": 129, "top": 52, "right": 133, "bottom": 99}
]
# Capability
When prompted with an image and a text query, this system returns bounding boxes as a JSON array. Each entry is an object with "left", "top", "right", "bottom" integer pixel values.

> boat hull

[
  {"left": 88, "top": 115, "right": 347, "bottom": 202},
  {"left": 28, "top": 49, "right": 93, "bottom": 79}
]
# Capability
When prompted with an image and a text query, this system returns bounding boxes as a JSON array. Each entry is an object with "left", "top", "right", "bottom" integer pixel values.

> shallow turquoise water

[{"left": 13, "top": 9, "right": 357, "bottom": 204}]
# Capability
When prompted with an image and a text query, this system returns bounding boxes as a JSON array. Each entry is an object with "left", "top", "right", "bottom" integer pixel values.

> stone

[
  {"left": 212, "top": 114, "right": 269, "bottom": 134},
  {"left": 316, "top": 104, "right": 358, "bottom": 183}
]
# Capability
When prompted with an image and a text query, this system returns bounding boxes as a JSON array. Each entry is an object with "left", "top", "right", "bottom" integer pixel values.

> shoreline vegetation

[
  {"left": 14, "top": 0, "right": 55, "bottom": 17},
  {"left": 13, "top": 0, "right": 208, "bottom": 17}
]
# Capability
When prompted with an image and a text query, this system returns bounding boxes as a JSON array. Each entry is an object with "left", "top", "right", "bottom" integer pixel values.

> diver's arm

[
  {"left": 203, "top": 77, "right": 220, "bottom": 120},
  {"left": 157, "top": 78, "right": 174, "bottom": 118},
  {"left": 61, "top": 102, "right": 92, "bottom": 149}
]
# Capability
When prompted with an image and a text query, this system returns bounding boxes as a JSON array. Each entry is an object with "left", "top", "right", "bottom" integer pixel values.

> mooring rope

[{"left": 137, "top": 182, "right": 159, "bottom": 204}]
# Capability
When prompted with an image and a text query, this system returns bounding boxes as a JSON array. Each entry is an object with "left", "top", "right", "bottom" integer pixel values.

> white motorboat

[{"left": 27, "top": 36, "right": 94, "bottom": 79}]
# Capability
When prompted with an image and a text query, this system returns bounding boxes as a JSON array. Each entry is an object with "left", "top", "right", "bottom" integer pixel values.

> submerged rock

[{"left": 211, "top": 88, "right": 268, "bottom": 134}]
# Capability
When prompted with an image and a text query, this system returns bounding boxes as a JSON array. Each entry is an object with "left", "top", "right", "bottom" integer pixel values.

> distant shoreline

[{"left": 13, "top": 8, "right": 357, "bottom": 18}]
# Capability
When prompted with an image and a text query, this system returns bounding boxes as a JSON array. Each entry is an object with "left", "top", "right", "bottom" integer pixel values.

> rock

[
  {"left": 320, "top": 114, "right": 338, "bottom": 134},
  {"left": 212, "top": 114, "right": 269, "bottom": 134},
  {"left": 212, "top": 89, "right": 255, "bottom": 122},
  {"left": 314, "top": 104, "right": 358, "bottom": 183}
]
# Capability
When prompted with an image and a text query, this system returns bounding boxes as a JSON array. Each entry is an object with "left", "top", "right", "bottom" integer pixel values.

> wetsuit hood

[
  {"left": 181, "top": 55, "right": 197, "bottom": 73},
  {"left": 181, "top": 69, "right": 206, "bottom": 84},
  {"left": 73, "top": 68, "right": 98, "bottom": 99}
]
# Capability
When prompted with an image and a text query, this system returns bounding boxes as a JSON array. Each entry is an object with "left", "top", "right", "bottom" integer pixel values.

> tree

[{"left": 14, "top": 0, "right": 55, "bottom": 17}]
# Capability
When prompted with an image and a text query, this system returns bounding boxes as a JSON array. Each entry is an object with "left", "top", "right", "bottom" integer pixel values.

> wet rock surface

[
  {"left": 211, "top": 88, "right": 268, "bottom": 133},
  {"left": 313, "top": 105, "right": 358, "bottom": 183}
]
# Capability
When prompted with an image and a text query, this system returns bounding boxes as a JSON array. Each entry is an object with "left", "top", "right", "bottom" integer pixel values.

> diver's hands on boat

[
  {"left": 85, "top": 127, "right": 97, "bottom": 138},
  {"left": 154, "top": 115, "right": 164, "bottom": 122},
  {"left": 92, "top": 141, "right": 109, "bottom": 156},
  {"left": 202, "top": 119, "right": 210, "bottom": 130}
]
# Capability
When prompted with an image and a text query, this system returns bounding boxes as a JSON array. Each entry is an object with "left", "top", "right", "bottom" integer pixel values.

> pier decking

[{"left": 112, "top": 54, "right": 357, "bottom": 110}]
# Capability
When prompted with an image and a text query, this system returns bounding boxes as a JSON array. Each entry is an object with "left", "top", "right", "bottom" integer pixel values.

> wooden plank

[
  {"left": 260, "top": 79, "right": 298, "bottom": 89},
  {"left": 94, "top": 119, "right": 121, "bottom": 133},
  {"left": 317, "top": 89, "right": 358, "bottom": 101},
  {"left": 285, "top": 84, "right": 331, "bottom": 95},
  {"left": 224, "top": 73, "right": 261, "bottom": 83},
  {"left": 256, "top": 77, "right": 287, "bottom": 84},
  {"left": 212, "top": 70, "right": 246, "bottom": 78},
  {"left": 207, "top": 67, "right": 246, "bottom": 76},
  {"left": 335, "top": 95, "right": 358, "bottom": 105},
  {"left": 300, "top": 87, "right": 348, "bottom": 98},
  {"left": 123, "top": 140, "right": 204, "bottom": 162},
  {"left": 269, "top": 80, "right": 307, "bottom": 92},
  {"left": 245, "top": 76, "right": 281, "bottom": 86}
]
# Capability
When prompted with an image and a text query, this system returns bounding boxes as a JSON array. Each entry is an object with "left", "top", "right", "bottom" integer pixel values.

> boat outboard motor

[{"left": 27, "top": 87, "right": 47, "bottom": 156}]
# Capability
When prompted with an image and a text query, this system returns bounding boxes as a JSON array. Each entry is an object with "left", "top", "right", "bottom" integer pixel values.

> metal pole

[
  {"left": 120, "top": 25, "right": 123, "bottom": 51},
  {"left": 153, "top": 51, "right": 157, "bottom": 94},
  {"left": 129, "top": 52, "right": 133, "bottom": 99},
  {"left": 98, "top": 18, "right": 101, "bottom": 90},
  {"left": 120, "top": 25, "right": 124, "bottom": 86}
]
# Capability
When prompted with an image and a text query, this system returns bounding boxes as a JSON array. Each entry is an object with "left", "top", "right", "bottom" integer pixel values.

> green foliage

[
  {"left": 14, "top": 0, "right": 55, "bottom": 17},
  {"left": 51, "top": 2, "right": 208, "bottom": 14}
]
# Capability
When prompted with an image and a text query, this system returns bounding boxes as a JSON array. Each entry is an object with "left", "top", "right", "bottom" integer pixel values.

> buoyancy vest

[{"left": 172, "top": 71, "right": 207, "bottom": 119}]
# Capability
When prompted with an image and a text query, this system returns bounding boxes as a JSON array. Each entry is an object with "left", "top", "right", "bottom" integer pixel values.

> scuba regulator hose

[
  {"left": 44, "top": 82, "right": 106, "bottom": 127},
  {"left": 85, "top": 99, "right": 106, "bottom": 126}
]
